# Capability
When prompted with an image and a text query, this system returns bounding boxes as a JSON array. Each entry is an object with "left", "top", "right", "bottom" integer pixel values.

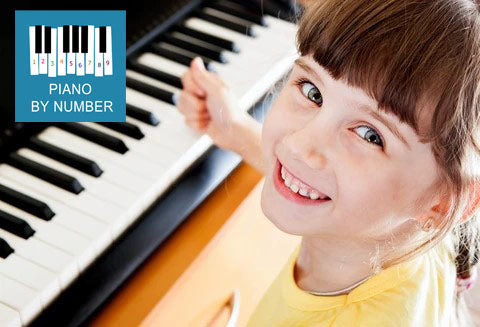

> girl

[{"left": 177, "top": 0, "right": 480, "bottom": 325}]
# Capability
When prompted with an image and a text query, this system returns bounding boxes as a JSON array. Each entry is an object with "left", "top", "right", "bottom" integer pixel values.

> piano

[{"left": 0, "top": 0, "right": 300, "bottom": 326}]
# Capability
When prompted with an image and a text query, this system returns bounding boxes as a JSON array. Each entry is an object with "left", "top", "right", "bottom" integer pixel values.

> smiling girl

[{"left": 177, "top": 0, "right": 480, "bottom": 325}]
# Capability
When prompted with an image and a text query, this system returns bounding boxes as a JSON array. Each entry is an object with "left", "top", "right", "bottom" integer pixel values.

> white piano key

[
  {"left": 0, "top": 199, "right": 96, "bottom": 271},
  {"left": 29, "top": 26, "right": 38, "bottom": 76},
  {"left": 0, "top": 164, "right": 129, "bottom": 237},
  {"left": 104, "top": 26, "right": 113, "bottom": 75},
  {"left": 37, "top": 125, "right": 195, "bottom": 213},
  {"left": 86, "top": 25, "right": 94, "bottom": 74},
  {"left": 184, "top": 17, "right": 285, "bottom": 54},
  {"left": 95, "top": 27, "right": 103, "bottom": 77},
  {"left": 0, "top": 229, "right": 78, "bottom": 288},
  {"left": 0, "top": 274, "right": 42, "bottom": 325},
  {"left": 0, "top": 302, "right": 21, "bottom": 327},
  {"left": 0, "top": 253, "right": 60, "bottom": 308},
  {"left": 126, "top": 88, "right": 200, "bottom": 154},
  {"left": 202, "top": 7, "right": 292, "bottom": 44},
  {"left": 125, "top": 115, "right": 197, "bottom": 162},
  {"left": 48, "top": 28, "right": 57, "bottom": 78},
  {"left": 17, "top": 148, "right": 138, "bottom": 210},
  {"left": 126, "top": 69, "right": 181, "bottom": 94},
  {"left": 136, "top": 52, "right": 188, "bottom": 77},
  {"left": 263, "top": 15, "right": 299, "bottom": 37},
  {"left": 57, "top": 27, "right": 66, "bottom": 76},
  {"left": 39, "top": 25, "right": 47, "bottom": 75},
  {"left": 67, "top": 25, "right": 75, "bottom": 75},
  {"left": 0, "top": 176, "right": 112, "bottom": 255},
  {"left": 39, "top": 126, "right": 166, "bottom": 181},
  {"left": 79, "top": 122, "right": 176, "bottom": 169},
  {"left": 36, "top": 130, "right": 152, "bottom": 193}
]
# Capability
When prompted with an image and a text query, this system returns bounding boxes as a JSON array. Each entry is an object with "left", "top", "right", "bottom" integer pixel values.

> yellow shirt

[{"left": 247, "top": 234, "right": 458, "bottom": 326}]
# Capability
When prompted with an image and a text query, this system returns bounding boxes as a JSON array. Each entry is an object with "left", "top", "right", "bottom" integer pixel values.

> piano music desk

[{"left": 90, "top": 162, "right": 301, "bottom": 326}]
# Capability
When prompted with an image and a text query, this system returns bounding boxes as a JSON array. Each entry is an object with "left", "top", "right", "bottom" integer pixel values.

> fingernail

[{"left": 194, "top": 57, "right": 205, "bottom": 71}]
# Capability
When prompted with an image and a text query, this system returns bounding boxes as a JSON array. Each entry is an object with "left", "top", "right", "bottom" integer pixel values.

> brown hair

[{"left": 286, "top": 0, "right": 480, "bottom": 324}]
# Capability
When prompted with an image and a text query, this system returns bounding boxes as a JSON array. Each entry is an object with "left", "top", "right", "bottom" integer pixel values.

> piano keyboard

[
  {"left": 6, "top": 1, "right": 299, "bottom": 326},
  {"left": 29, "top": 25, "right": 112, "bottom": 77}
]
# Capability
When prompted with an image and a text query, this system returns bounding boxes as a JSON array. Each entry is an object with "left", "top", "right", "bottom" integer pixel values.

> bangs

[{"left": 295, "top": 0, "right": 480, "bottom": 144}]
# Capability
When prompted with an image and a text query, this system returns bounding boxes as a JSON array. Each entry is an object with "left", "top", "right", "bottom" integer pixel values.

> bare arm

[{"left": 231, "top": 113, "right": 266, "bottom": 176}]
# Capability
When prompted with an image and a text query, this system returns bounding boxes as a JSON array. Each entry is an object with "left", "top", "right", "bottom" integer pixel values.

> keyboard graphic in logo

[{"left": 29, "top": 25, "right": 112, "bottom": 77}]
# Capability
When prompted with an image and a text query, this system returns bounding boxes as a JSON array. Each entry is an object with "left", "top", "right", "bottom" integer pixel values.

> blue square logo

[{"left": 15, "top": 10, "right": 126, "bottom": 122}]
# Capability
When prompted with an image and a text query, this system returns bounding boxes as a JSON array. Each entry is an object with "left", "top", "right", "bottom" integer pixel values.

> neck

[{"left": 294, "top": 235, "right": 381, "bottom": 294}]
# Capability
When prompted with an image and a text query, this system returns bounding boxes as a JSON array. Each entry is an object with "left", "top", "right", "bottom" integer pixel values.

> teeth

[
  {"left": 299, "top": 187, "right": 308, "bottom": 196},
  {"left": 280, "top": 164, "right": 329, "bottom": 200},
  {"left": 309, "top": 191, "right": 319, "bottom": 200}
]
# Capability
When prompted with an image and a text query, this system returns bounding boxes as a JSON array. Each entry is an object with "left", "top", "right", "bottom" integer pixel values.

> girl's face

[{"left": 261, "top": 54, "right": 440, "bottom": 242}]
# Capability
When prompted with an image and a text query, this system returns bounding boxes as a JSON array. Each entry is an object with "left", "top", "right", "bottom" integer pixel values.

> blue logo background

[{"left": 15, "top": 10, "right": 126, "bottom": 122}]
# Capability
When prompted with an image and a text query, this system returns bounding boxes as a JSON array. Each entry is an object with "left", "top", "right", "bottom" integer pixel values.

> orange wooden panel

[
  {"left": 140, "top": 178, "right": 301, "bottom": 327},
  {"left": 90, "top": 162, "right": 263, "bottom": 327}
]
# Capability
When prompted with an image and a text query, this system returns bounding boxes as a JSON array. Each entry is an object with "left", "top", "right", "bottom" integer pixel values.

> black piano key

[
  {"left": 207, "top": 2, "right": 266, "bottom": 26},
  {"left": 194, "top": 9, "right": 256, "bottom": 37},
  {"left": 0, "top": 237, "right": 14, "bottom": 259},
  {"left": 28, "top": 136, "right": 103, "bottom": 177},
  {"left": 95, "top": 122, "right": 145, "bottom": 140},
  {"left": 100, "top": 26, "right": 106, "bottom": 53},
  {"left": 126, "top": 77, "right": 176, "bottom": 105},
  {"left": 150, "top": 43, "right": 215, "bottom": 69},
  {"left": 162, "top": 33, "right": 227, "bottom": 63},
  {"left": 221, "top": 0, "right": 265, "bottom": 14},
  {"left": 7, "top": 153, "right": 85, "bottom": 195},
  {"left": 126, "top": 104, "right": 160, "bottom": 126},
  {"left": 35, "top": 25, "right": 42, "bottom": 53},
  {"left": 72, "top": 25, "right": 79, "bottom": 53},
  {"left": 57, "top": 122, "right": 129, "bottom": 154},
  {"left": 0, "top": 184, "right": 54, "bottom": 221},
  {"left": 174, "top": 24, "right": 239, "bottom": 53},
  {"left": 127, "top": 59, "right": 183, "bottom": 89},
  {"left": 81, "top": 26, "right": 88, "bottom": 53},
  {"left": 0, "top": 209, "right": 35, "bottom": 240},
  {"left": 44, "top": 26, "right": 51, "bottom": 53},
  {"left": 63, "top": 25, "right": 70, "bottom": 53}
]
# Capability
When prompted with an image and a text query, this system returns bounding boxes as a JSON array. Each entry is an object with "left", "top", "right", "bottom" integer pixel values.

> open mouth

[{"left": 273, "top": 158, "right": 331, "bottom": 205}]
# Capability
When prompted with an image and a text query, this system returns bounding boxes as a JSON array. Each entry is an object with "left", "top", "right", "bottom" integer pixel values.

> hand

[{"left": 177, "top": 57, "right": 246, "bottom": 152}]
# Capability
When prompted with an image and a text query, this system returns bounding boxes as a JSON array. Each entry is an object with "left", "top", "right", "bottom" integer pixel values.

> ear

[
  {"left": 430, "top": 181, "right": 480, "bottom": 226},
  {"left": 461, "top": 181, "right": 480, "bottom": 224}
]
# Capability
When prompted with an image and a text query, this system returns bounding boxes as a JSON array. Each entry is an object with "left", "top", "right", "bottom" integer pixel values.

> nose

[{"left": 282, "top": 123, "right": 328, "bottom": 171}]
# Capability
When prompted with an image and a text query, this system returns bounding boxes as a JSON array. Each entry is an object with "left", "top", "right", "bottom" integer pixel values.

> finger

[
  {"left": 185, "top": 116, "right": 210, "bottom": 131},
  {"left": 190, "top": 57, "right": 226, "bottom": 92},
  {"left": 177, "top": 91, "right": 206, "bottom": 116},
  {"left": 184, "top": 110, "right": 210, "bottom": 121},
  {"left": 181, "top": 70, "right": 206, "bottom": 98}
]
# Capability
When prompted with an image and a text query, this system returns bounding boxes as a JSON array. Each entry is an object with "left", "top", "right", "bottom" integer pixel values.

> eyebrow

[{"left": 294, "top": 58, "right": 411, "bottom": 150}]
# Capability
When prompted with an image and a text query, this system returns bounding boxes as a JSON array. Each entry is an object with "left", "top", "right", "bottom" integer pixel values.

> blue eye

[
  {"left": 295, "top": 79, "right": 323, "bottom": 106},
  {"left": 294, "top": 77, "right": 385, "bottom": 149},
  {"left": 354, "top": 126, "right": 384, "bottom": 148}
]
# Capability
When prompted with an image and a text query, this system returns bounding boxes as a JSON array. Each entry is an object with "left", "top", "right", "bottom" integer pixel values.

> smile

[{"left": 273, "top": 158, "right": 331, "bottom": 205}]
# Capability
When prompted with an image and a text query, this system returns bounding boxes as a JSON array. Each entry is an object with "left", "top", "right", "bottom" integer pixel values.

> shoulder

[{"left": 334, "top": 241, "right": 457, "bottom": 327}]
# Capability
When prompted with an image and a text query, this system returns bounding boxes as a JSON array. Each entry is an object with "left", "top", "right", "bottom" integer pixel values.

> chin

[{"left": 260, "top": 176, "right": 310, "bottom": 237}]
